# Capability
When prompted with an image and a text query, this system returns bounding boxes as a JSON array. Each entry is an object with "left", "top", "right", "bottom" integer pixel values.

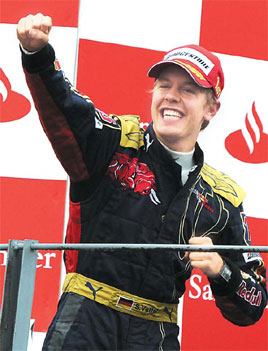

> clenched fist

[
  {"left": 17, "top": 13, "right": 52, "bottom": 52},
  {"left": 187, "top": 236, "right": 224, "bottom": 278}
]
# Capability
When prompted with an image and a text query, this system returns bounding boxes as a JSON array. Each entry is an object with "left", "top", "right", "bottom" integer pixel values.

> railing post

[
  {"left": 0, "top": 240, "right": 23, "bottom": 351},
  {"left": 12, "top": 239, "right": 38, "bottom": 351}
]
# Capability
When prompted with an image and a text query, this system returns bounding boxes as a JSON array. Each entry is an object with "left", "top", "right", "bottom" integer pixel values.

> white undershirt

[{"left": 160, "top": 142, "right": 195, "bottom": 185}]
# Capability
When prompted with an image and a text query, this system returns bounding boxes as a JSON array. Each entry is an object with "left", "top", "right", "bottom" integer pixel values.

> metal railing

[{"left": 0, "top": 239, "right": 267, "bottom": 351}]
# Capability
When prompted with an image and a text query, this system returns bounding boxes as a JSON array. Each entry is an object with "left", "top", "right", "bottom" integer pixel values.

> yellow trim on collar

[
  {"left": 118, "top": 115, "right": 144, "bottom": 150},
  {"left": 201, "top": 163, "right": 246, "bottom": 207}
]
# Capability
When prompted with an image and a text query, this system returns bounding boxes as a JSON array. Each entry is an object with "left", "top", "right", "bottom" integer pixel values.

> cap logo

[
  {"left": 164, "top": 47, "right": 214, "bottom": 75},
  {"left": 174, "top": 60, "right": 206, "bottom": 81}
]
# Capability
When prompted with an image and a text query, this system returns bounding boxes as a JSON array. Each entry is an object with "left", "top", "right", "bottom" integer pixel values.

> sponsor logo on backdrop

[
  {"left": 0, "top": 250, "right": 57, "bottom": 269},
  {"left": 188, "top": 274, "right": 214, "bottom": 301},
  {"left": 225, "top": 101, "right": 268, "bottom": 163},
  {"left": 0, "top": 68, "right": 31, "bottom": 123}
]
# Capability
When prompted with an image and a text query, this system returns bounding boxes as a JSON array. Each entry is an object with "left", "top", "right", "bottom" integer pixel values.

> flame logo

[
  {"left": 225, "top": 102, "right": 268, "bottom": 164},
  {"left": 0, "top": 68, "right": 31, "bottom": 123}
]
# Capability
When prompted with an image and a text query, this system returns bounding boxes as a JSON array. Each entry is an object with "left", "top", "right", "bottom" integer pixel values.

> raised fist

[{"left": 17, "top": 13, "right": 52, "bottom": 52}]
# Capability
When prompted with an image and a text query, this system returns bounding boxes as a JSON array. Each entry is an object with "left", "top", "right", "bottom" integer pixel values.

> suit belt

[{"left": 62, "top": 273, "right": 178, "bottom": 324}]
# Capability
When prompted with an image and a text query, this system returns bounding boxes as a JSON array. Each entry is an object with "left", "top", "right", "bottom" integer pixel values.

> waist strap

[{"left": 63, "top": 273, "right": 178, "bottom": 324}]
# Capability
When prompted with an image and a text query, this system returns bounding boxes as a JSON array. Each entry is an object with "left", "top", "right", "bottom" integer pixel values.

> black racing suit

[{"left": 21, "top": 44, "right": 267, "bottom": 351}]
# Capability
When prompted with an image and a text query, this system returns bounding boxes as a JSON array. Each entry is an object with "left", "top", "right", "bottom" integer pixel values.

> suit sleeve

[
  {"left": 21, "top": 44, "right": 121, "bottom": 189},
  {"left": 209, "top": 204, "right": 267, "bottom": 326}
]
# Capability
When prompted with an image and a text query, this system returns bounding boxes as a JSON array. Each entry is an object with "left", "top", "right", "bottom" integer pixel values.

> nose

[{"left": 164, "top": 87, "right": 180, "bottom": 103}]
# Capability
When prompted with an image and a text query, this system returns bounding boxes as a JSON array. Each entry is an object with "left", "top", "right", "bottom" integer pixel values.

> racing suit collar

[{"left": 145, "top": 122, "right": 204, "bottom": 171}]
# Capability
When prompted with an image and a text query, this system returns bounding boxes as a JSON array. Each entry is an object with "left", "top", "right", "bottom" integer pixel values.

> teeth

[{"left": 162, "top": 109, "right": 182, "bottom": 120}]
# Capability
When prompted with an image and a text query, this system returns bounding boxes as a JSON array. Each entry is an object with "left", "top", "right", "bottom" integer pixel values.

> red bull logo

[
  {"left": 236, "top": 281, "right": 262, "bottom": 307},
  {"left": 190, "top": 188, "right": 214, "bottom": 213},
  {"left": 107, "top": 153, "right": 160, "bottom": 204}
]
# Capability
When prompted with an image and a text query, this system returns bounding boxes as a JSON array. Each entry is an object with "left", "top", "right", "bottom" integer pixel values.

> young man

[{"left": 17, "top": 13, "right": 267, "bottom": 351}]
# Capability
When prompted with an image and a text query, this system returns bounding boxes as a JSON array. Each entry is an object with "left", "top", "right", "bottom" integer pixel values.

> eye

[
  {"left": 181, "top": 87, "right": 195, "bottom": 94},
  {"left": 155, "top": 79, "right": 171, "bottom": 90},
  {"left": 159, "top": 84, "right": 170, "bottom": 89}
]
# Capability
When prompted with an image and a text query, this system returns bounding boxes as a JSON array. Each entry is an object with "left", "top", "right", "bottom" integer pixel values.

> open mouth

[{"left": 161, "top": 108, "right": 184, "bottom": 120}]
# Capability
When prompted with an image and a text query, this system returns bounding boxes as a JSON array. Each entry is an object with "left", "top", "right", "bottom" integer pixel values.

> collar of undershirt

[{"left": 159, "top": 141, "right": 195, "bottom": 170}]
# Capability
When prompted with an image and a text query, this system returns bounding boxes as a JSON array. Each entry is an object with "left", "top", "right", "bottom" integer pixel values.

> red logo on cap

[
  {"left": 225, "top": 102, "right": 268, "bottom": 164},
  {"left": 0, "top": 68, "right": 31, "bottom": 123}
]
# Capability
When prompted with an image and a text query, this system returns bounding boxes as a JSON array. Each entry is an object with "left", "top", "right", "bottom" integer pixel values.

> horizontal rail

[
  {"left": 1, "top": 240, "right": 266, "bottom": 351},
  {"left": 4, "top": 241, "right": 268, "bottom": 253}
]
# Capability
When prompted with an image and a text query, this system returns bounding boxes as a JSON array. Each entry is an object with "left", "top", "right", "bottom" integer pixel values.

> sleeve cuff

[
  {"left": 20, "top": 43, "right": 55, "bottom": 73},
  {"left": 19, "top": 43, "right": 39, "bottom": 55}
]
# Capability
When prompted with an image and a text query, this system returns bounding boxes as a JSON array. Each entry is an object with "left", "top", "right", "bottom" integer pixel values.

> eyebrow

[
  {"left": 156, "top": 77, "right": 197, "bottom": 87},
  {"left": 157, "top": 76, "right": 169, "bottom": 81}
]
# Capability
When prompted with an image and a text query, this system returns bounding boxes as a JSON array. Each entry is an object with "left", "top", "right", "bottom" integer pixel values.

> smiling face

[{"left": 151, "top": 65, "right": 220, "bottom": 152}]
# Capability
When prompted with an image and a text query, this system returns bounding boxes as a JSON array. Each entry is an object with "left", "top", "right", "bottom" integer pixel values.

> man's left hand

[{"left": 187, "top": 237, "right": 224, "bottom": 278}]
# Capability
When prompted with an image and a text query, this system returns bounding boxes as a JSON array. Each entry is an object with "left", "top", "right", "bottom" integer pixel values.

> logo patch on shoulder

[
  {"left": 95, "top": 109, "right": 120, "bottom": 128},
  {"left": 118, "top": 115, "right": 144, "bottom": 150},
  {"left": 201, "top": 163, "right": 246, "bottom": 207},
  {"left": 242, "top": 252, "right": 261, "bottom": 263}
]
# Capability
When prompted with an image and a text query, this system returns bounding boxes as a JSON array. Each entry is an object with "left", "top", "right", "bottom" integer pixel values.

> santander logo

[
  {"left": 225, "top": 101, "right": 268, "bottom": 164},
  {"left": 0, "top": 68, "right": 31, "bottom": 123}
]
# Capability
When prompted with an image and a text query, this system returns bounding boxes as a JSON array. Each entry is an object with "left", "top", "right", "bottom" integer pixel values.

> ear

[{"left": 204, "top": 99, "right": 221, "bottom": 122}]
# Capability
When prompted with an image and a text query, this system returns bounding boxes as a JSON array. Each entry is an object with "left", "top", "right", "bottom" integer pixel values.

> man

[{"left": 17, "top": 13, "right": 267, "bottom": 351}]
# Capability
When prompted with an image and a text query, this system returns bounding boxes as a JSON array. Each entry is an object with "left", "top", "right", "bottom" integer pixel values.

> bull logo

[{"left": 107, "top": 153, "right": 160, "bottom": 205}]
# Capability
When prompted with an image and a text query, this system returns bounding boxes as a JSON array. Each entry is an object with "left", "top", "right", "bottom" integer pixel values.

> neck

[
  {"left": 156, "top": 136, "right": 196, "bottom": 153},
  {"left": 158, "top": 139, "right": 196, "bottom": 153}
]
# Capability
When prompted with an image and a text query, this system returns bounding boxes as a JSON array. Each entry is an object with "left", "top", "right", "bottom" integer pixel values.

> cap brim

[{"left": 147, "top": 61, "right": 212, "bottom": 89}]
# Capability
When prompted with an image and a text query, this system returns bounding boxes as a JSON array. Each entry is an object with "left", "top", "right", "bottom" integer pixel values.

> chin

[{"left": 157, "top": 133, "right": 181, "bottom": 147}]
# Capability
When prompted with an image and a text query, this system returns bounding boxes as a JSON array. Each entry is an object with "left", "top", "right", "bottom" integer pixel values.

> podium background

[{"left": 0, "top": 0, "right": 267, "bottom": 349}]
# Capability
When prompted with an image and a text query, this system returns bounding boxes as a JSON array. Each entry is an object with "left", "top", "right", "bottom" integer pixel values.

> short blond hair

[{"left": 201, "top": 88, "right": 217, "bottom": 130}]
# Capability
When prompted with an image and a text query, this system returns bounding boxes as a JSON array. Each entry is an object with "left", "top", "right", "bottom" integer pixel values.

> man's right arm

[{"left": 17, "top": 14, "right": 121, "bottom": 188}]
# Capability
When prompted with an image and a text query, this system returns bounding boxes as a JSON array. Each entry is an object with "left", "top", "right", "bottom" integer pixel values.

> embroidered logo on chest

[
  {"left": 107, "top": 152, "right": 160, "bottom": 205},
  {"left": 190, "top": 188, "right": 214, "bottom": 214}
]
